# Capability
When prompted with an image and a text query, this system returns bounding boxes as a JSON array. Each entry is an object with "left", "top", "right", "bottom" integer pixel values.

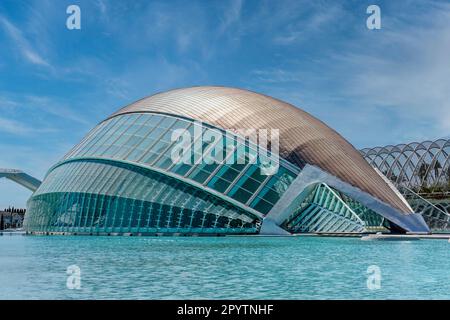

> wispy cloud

[
  {"left": 246, "top": 1, "right": 450, "bottom": 147},
  {"left": 251, "top": 68, "right": 302, "bottom": 83},
  {"left": 0, "top": 93, "right": 92, "bottom": 130},
  {"left": 25, "top": 95, "right": 91, "bottom": 125},
  {"left": 0, "top": 96, "right": 19, "bottom": 109},
  {"left": 96, "top": 0, "right": 107, "bottom": 15},
  {"left": 0, "top": 14, "right": 50, "bottom": 67},
  {"left": 0, "top": 117, "right": 33, "bottom": 135},
  {"left": 273, "top": 3, "right": 345, "bottom": 45},
  {"left": 0, "top": 116, "right": 57, "bottom": 135},
  {"left": 218, "top": 0, "right": 242, "bottom": 35},
  {"left": 330, "top": 3, "right": 450, "bottom": 141}
]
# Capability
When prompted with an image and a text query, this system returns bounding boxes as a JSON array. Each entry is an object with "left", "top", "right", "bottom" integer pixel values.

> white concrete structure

[{"left": 0, "top": 169, "right": 41, "bottom": 192}]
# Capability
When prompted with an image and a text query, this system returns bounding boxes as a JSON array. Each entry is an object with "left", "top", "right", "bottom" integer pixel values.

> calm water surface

[{"left": 0, "top": 235, "right": 449, "bottom": 299}]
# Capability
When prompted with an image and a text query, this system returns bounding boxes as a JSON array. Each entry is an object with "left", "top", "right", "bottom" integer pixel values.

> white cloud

[
  {"left": 0, "top": 93, "right": 92, "bottom": 136},
  {"left": 0, "top": 96, "right": 19, "bottom": 109},
  {"left": 273, "top": 3, "right": 345, "bottom": 44},
  {"left": 251, "top": 68, "right": 302, "bottom": 83},
  {"left": 248, "top": 2, "right": 450, "bottom": 147},
  {"left": 0, "top": 117, "right": 33, "bottom": 135},
  {"left": 0, "top": 15, "right": 50, "bottom": 67},
  {"left": 24, "top": 95, "right": 90, "bottom": 125},
  {"left": 332, "top": 5, "right": 450, "bottom": 140},
  {"left": 96, "top": 0, "right": 107, "bottom": 15},
  {"left": 0, "top": 116, "right": 57, "bottom": 135},
  {"left": 218, "top": 0, "right": 242, "bottom": 35}
]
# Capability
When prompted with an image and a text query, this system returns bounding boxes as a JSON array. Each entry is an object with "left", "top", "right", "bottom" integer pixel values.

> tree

[
  {"left": 388, "top": 172, "right": 398, "bottom": 183},
  {"left": 0, "top": 214, "right": 4, "bottom": 231},
  {"left": 433, "top": 160, "right": 442, "bottom": 178},
  {"left": 446, "top": 166, "right": 450, "bottom": 190},
  {"left": 418, "top": 162, "right": 430, "bottom": 190}
]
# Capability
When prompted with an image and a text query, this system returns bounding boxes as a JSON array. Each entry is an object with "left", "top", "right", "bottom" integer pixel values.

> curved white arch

[{"left": 0, "top": 169, "right": 41, "bottom": 192}]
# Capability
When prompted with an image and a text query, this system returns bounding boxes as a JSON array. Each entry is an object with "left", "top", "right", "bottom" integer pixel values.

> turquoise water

[{"left": 1, "top": 235, "right": 449, "bottom": 299}]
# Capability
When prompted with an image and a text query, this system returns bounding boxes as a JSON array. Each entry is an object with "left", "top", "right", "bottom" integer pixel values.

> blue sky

[{"left": 1, "top": 0, "right": 450, "bottom": 208}]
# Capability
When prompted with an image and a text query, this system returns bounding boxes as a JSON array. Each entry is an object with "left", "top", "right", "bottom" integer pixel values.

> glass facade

[
  {"left": 26, "top": 111, "right": 394, "bottom": 235},
  {"left": 26, "top": 112, "right": 298, "bottom": 234},
  {"left": 63, "top": 113, "right": 299, "bottom": 212},
  {"left": 23, "top": 85, "right": 431, "bottom": 235},
  {"left": 26, "top": 160, "right": 259, "bottom": 234},
  {"left": 281, "top": 183, "right": 389, "bottom": 233}
]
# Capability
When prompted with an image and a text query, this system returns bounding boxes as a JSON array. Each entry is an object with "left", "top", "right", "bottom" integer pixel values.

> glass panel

[
  {"left": 207, "top": 176, "right": 232, "bottom": 193},
  {"left": 228, "top": 165, "right": 265, "bottom": 198},
  {"left": 250, "top": 166, "right": 297, "bottom": 209},
  {"left": 216, "top": 165, "right": 241, "bottom": 183},
  {"left": 158, "top": 116, "right": 176, "bottom": 129},
  {"left": 83, "top": 115, "right": 134, "bottom": 157},
  {"left": 170, "top": 163, "right": 193, "bottom": 176},
  {"left": 153, "top": 121, "right": 191, "bottom": 167},
  {"left": 76, "top": 116, "right": 125, "bottom": 157},
  {"left": 230, "top": 187, "right": 253, "bottom": 203},
  {"left": 189, "top": 169, "right": 211, "bottom": 184},
  {"left": 251, "top": 197, "right": 273, "bottom": 215},
  {"left": 65, "top": 121, "right": 108, "bottom": 159},
  {"left": 207, "top": 165, "right": 239, "bottom": 193},
  {"left": 100, "top": 115, "right": 142, "bottom": 157},
  {"left": 256, "top": 186, "right": 280, "bottom": 204}
]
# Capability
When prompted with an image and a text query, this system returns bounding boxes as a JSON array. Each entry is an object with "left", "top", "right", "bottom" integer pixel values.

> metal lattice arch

[
  {"left": 24, "top": 86, "right": 430, "bottom": 235},
  {"left": 361, "top": 139, "right": 450, "bottom": 231},
  {"left": 361, "top": 139, "right": 450, "bottom": 195}
]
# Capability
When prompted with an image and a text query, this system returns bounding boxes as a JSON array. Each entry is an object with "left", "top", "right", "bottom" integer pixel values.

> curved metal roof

[{"left": 109, "top": 86, "right": 412, "bottom": 214}]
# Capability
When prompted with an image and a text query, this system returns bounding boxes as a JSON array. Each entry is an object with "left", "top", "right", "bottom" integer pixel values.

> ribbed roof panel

[{"left": 108, "top": 86, "right": 412, "bottom": 214}]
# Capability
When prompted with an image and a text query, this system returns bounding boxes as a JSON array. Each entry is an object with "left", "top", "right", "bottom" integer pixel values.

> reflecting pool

[{"left": 0, "top": 235, "right": 449, "bottom": 299}]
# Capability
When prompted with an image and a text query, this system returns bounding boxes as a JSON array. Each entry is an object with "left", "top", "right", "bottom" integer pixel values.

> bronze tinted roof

[{"left": 109, "top": 86, "right": 412, "bottom": 214}]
